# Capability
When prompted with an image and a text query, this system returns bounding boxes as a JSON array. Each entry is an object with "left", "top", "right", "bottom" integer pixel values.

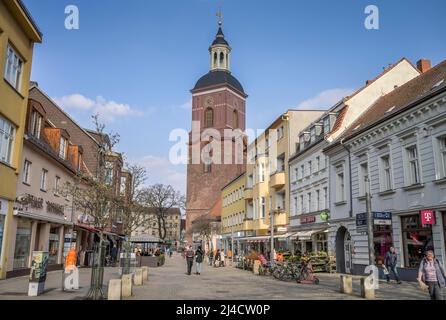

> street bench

[{"left": 340, "top": 274, "right": 375, "bottom": 299}]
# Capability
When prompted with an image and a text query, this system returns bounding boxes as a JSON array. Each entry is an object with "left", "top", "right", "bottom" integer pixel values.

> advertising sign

[
  {"left": 421, "top": 210, "right": 435, "bottom": 225},
  {"left": 28, "top": 251, "right": 49, "bottom": 296},
  {"left": 356, "top": 212, "right": 392, "bottom": 232}
]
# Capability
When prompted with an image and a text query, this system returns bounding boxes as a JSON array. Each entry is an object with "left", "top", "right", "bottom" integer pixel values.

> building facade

[
  {"left": 324, "top": 59, "right": 446, "bottom": 280},
  {"left": 288, "top": 58, "right": 421, "bottom": 255},
  {"left": 186, "top": 19, "right": 246, "bottom": 242},
  {"left": 0, "top": 0, "right": 42, "bottom": 279}
]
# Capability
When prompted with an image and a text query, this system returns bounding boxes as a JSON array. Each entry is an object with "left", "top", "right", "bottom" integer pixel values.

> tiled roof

[
  {"left": 328, "top": 105, "right": 349, "bottom": 136},
  {"left": 340, "top": 59, "right": 446, "bottom": 141}
]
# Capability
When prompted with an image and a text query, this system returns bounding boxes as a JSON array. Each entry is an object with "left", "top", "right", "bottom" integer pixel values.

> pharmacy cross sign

[{"left": 421, "top": 210, "right": 435, "bottom": 225}]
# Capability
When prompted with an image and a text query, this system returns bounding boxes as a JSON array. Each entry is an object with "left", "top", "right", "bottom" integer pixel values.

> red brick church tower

[{"left": 186, "top": 17, "right": 247, "bottom": 242}]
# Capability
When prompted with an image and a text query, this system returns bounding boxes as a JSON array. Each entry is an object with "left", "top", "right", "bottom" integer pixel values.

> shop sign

[
  {"left": 46, "top": 201, "right": 65, "bottom": 215},
  {"left": 320, "top": 211, "right": 329, "bottom": 222},
  {"left": 421, "top": 210, "right": 435, "bottom": 225},
  {"left": 373, "top": 212, "right": 392, "bottom": 225},
  {"left": 16, "top": 194, "right": 43, "bottom": 209},
  {"left": 277, "top": 227, "right": 287, "bottom": 232},
  {"left": 28, "top": 251, "right": 49, "bottom": 296},
  {"left": 300, "top": 216, "right": 316, "bottom": 224}
]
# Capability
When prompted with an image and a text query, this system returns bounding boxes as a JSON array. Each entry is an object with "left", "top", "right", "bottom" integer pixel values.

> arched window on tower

[
  {"left": 214, "top": 52, "right": 218, "bottom": 68},
  {"left": 220, "top": 52, "right": 224, "bottom": 67},
  {"left": 205, "top": 108, "right": 214, "bottom": 128},
  {"left": 233, "top": 110, "right": 238, "bottom": 128}
]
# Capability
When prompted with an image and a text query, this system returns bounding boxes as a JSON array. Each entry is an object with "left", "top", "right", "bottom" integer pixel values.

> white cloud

[
  {"left": 53, "top": 94, "right": 141, "bottom": 122},
  {"left": 297, "top": 88, "right": 354, "bottom": 110},
  {"left": 130, "top": 155, "right": 186, "bottom": 196}
]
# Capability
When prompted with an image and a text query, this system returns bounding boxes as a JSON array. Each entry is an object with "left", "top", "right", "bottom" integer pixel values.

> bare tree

[{"left": 140, "top": 184, "right": 185, "bottom": 240}]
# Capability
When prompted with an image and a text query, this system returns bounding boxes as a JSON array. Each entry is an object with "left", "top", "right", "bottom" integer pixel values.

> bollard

[
  {"left": 141, "top": 266, "right": 149, "bottom": 281},
  {"left": 253, "top": 260, "right": 261, "bottom": 275},
  {"left": 360, "top": 277, "right": 375, "bottom": 299},
  {"left": 340, "top": 275, "right": 353, "bottom": 294},
  {"left": 134, "top": 268, "right": 143, "bottom": 286},
  {"left": 107, "top": 279, "right": 122, "bottom": 300},
  {"left": 121, "top": 274, "right": 133, "bottom": 298}
]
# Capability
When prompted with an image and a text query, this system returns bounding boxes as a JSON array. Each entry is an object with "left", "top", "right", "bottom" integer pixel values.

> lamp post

[{"left": 365, "top": 176, "right": 375, "bottom": 266}]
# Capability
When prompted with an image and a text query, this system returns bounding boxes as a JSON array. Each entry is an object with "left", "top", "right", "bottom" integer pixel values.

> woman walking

[
  {"left": 417, "top": 250, "right": 446, "bottom": 300},
  {"left": 195, "top": 246, "right": 204, "bottom": 275}
]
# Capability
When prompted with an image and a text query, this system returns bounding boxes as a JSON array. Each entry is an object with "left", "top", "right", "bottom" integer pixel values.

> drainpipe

[{"left": 340, "top": 139, "right": 353, "bottom": 218}]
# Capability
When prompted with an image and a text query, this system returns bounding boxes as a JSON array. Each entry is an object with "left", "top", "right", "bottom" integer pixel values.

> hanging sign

[
  {"left": 320, "top": 211, "right": 329, "bottom": 222},
  {"left": 421, "top": 210, "right": 435, "bottom": 225}
]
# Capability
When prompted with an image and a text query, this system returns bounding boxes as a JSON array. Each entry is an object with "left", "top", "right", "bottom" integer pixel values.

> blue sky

[{"left": 23, "top": 0, "right": 446, "bottom": 194}]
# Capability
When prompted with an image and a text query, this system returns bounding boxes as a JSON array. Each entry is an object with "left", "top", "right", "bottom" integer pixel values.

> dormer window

[
  {"left": 310, "top": 127, "right": 316, "bottom": 143},
  {"left": 59, "top": 137, "right": 67, "bottom": 159},
  {"left": 323, "top": 117, "right": 330, "bottom": 134},
  {"left": 30, "top": 109, "right": 42, "bottom": 139}
]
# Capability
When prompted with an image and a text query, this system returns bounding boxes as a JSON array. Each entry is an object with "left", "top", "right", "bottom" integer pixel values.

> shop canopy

[
  {"left": 235, "top": 233, "right": 297, "bottom": 243},
  {"left": 16, "top": 210, "right": 74, "bottom": 226},
  {"left": 129, "top": 234, "right": 162, "bottom": 243},
  {"left": 294, "top": 229, "right": 328, "bottom": 241}
]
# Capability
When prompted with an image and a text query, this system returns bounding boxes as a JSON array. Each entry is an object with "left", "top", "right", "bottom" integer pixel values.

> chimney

[{"left": 417, "top": 59, "right": 431, "bottom": 73}]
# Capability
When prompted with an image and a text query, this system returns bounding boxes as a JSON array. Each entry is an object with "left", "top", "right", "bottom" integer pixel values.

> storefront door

[
  {"left": 13, "top": 219, "right": 32, "bottom": 269},
  {"left": 344, "top": 232, "right": 352, "bottom": 274}
]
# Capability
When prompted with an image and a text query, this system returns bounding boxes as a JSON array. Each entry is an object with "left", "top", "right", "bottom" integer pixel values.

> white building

[
  {"left": 324, "top": 59, "right": 446, "bottom": 280},
  {"left": 288, "top": 58, "right": 421, "bottom": 255}
]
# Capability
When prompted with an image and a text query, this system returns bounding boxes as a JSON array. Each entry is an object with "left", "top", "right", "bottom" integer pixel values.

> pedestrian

[
  {"left": 169, "top": 248, "right": 173, "bottom": 258},
  {"left": 384, "top": 246, "right": 402, "bottom": 284},
  {"left": 417, "top": 250, "right": 446, "bottom": 300},
  {"left": 208, "top": 249, "right": 213, "bottom": 266},
  {"left": 228, "top": 248, "right": 232, "bottom": 265},
  {"left": 220, "top": 249, "right": 225, "bottom": 267},
  {"left": 214, "top": 250, "right": 220, "bottom": 267},
  {"left": 111, "top": 245, "right": 118, "bottom": 265},
  {"left": 185, "top": 245, "right": 195, "bottom": 275},
  {"left": 195, "top": 245, "right": 204, "bottom": 275}
]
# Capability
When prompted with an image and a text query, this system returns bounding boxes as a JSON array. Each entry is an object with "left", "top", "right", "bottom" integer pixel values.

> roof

[
  {"left": 5, "top": 0, "right": 43, "bottom": 42},
  {"left": 193, "top": 70, "right": 245, "bottom": 94},
  {"left": 147, "top": 207, "right": 181, "bottom": 216},
  {"left": 211, "top": 27, "right": 229, "bottom": 46},
  {"left": 339, "top": 59, "right": 446, "bottom": 142},
  {"left": 221, "top": 172, "right": 246, "bottom": 191}
]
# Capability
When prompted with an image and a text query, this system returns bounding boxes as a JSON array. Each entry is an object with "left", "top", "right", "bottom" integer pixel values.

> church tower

[{"left": 186, "top": 15, "right": 247, "bottom": 242}]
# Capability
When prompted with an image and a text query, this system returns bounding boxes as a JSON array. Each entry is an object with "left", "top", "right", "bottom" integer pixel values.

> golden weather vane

[{"left": 216, "top": 8, "right": 222, "bottom": 26}]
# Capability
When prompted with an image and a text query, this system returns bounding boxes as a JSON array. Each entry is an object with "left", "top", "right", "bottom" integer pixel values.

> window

[
  {"left": 307, "top": 192, "right": 312, "bottom": 213},
  {"left": 294, "top": 167, "right": 298, "bottom": 181},
  {"left": 54, "top": 176, "right": 61, "bottom": 195},
  {"left": 233, "top": 110, "right": 238, "bottom": 128},
  {"left": 13, "top": 219, "right": 31, "bottom": 269},
  {"left": 30, "top": 110, "right": 42, "bottom": 139},
  {"left": 23, "top": 160, "right": 31, "bottom": 184},
  {"left": 277, "top": 155, "right": 285, "bottom": 172},
  {"left": 40, "top": 169, "right": 47, "bottom": 191},
  {"left": 59, "top": 137, "right": 67, "bottom": 159},
  {"left": 359, "top": 162, "right": 369, "bottom": 196},
  {"left": 260, "top": 163, "right": 265, "bottom": 182},
  {"left": 205, "top": 108, "right": 214, "bottom": 128},
  {"left": 401, "top": 214, "right": 434, "bottom": 268},
  {"left": 269, "top": 195, "right": 272, "bottom": 211},
  {"left": 310, "top": 127, "right": 316, "bottom": 143},
  {"left": 48, "top": 227, "right": 60, "bottom": 265},
  {"left": 323, "top": 117, "right": 330, "bottom": 134},
  {"left": 261, "top": 197, "right": 265, "bottom": 218},
  {"left": 105, "top": 162, "right": 114, "bottom": 185},
  {"left": 323, "top": 187, "right": 328, "bottom": 209},
  {"left": 406, "top": 146, "right": 420, "bottom": 185},
  {"left": 4, "top": 45, "right": 24, "bottom": 91},
  {"left": 120, "top": 176, "right": 127, "bottom": 195},
  {"left": 380, "top": 155, "right": 392, "bottom": 191},
  {"left": 308, "top": 161, "right": 312, "bottom": 176},
  {"left": 315, "top": 156, "right": 320, "bottom": 172},
  {"left": 277, "top": 126, "right": 284, "bottom": 140},
  {"left": 316, "top": 189, "right": 320, "bottom": 211},
  {"left": 300, "top": 164, "right": 304, "bottom": 179},
  {"left": 336, "top": 165, "right": 345, "bottom": 202},
  {"left": 437, "top": 137, "right": 446, "bottom": 179},
  {"left": 293, "top": 196, "right": 298, "bottom": 216},
  {"left": 300, "top": 195, "right": 304, "bottom": 214},
  {"left": 0, "top": 116, "right": 16, "bottom": 165}
]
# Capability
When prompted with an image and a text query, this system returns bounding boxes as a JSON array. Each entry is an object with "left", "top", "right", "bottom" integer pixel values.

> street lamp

[{"left": 365, "top": 176, "right": 375, "bottom": 266}]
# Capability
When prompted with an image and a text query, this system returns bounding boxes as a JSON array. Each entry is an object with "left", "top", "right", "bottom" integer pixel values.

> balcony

[
  {"left": 244, "top": 188, "right": 253, "bottom": 200},
  {"left": 242, "top": 219, "right": 253, "bottom": 231},
  {"left": 269, "top": 171, "right": 285, "bottom": 189}
]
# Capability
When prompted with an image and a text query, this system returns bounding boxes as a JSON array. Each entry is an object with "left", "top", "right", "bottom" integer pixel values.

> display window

[
  {"left": 48, "top": 227, "right": 60, "bottom": 265},
  {"left": 13, "top": 219, "right": 32, "bottom": 269},
  {"left": 315, "top": 232, "right": 327, "bottom": 252},
  {"left": 0, "top": 214, "right": 5, "bottom": 262},
  {"left": 373, "top": 224, "right": 393, "bottom": 264},
  {"left": 401, "top": 214, "right": 434, "bottom": 268}
]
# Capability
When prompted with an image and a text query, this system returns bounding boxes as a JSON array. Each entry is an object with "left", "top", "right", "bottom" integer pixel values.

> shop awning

[
  {"left": 15, "top": 210, "right": 74, "bottom": 226},
  {"left": 295, "top": 229, "right": 327, "bottom": 240},
  {"left": 129, "top": 234, "right": 162, "bottom": 243},
  {"left": 75, "top": 223, "right": 100, "bottom": 233},
  {"left": 235, "top": 233, "right": 295, "bottom": 243}
]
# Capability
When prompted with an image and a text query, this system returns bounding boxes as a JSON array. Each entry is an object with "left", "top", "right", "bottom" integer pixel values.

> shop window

[
  {"left": 0, "top": 213, "right": 5, "bottom": 263},
  {"left": 48, "top": 227, "right": 60, "bottom": 265},
  {"left": 373, "top": 224, "right": 393, "bottom": 265},
  {"left": 401, "top": 214, "right": 434, "bottom": 268},
  {"left": 316, "top": 233, "right": 327, "bottom": 252},
  {"left": 13, "top": 219, "right": 32, "bottom": 269}
]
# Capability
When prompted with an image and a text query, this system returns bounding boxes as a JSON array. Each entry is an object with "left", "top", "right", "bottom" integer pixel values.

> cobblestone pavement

[
  {"left": 0, "top": 267, "right": 121, "bottom": 300},
  {"left": 127, "top": 253, "right": 431, "bottom": 300}
]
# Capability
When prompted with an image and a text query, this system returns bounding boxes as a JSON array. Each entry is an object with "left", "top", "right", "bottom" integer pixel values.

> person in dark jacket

[
  {"left": 417, "top": 250, "right": 446, "bottom": 300},
  {"left": 214, "top": 250, "right": 220, "bottom": 267},
  {"left": 384, "top": 247, "right": 401, "bottom": 284},
  {"left": 185, "top": 245, "right": 195, "bottom": 275},
  {"left": 195, "top": 246, "right": 204, "bottom": 275}
]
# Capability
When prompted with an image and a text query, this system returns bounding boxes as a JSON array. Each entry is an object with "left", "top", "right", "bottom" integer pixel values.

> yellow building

[
  {"left": 243, "top": 110, "right": 324, "bottom": 254},
  {"left": 220, "top": 173, "right": 252, "bottom": 253},
  {"left": 0, "top": 0, "right": 42, "bottom": 279}
]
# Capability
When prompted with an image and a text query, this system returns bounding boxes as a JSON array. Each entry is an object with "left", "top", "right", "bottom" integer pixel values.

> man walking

[
  {"left": 384, "top": 246, "right": 401, "bottom": 284},
  {"left": 417, "top": 250, "right": 446, "bottom": 300},
  {"left": 195, "top": 246, "right": 204, "bottom": 275},
  {"left": 186, "top": 245, "right": 195, "bottom": 275}
]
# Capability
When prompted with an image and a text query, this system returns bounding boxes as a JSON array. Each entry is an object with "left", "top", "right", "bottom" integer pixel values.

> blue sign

[
  {"left": 373, "top": 212, "right": 392, "bottom": 220},
  {"left": 356, "top": 212, "right": 392, "bottom": 227}
]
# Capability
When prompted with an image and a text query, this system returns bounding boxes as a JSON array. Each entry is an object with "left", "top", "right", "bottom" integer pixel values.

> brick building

[{"left": 186, "top": 19, "right": 246, "bottom": 242}]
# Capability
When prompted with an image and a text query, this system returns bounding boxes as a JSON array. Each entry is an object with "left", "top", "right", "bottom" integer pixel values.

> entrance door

[{"left": 344, "top": 232, "right": 353, "bottom": 274}]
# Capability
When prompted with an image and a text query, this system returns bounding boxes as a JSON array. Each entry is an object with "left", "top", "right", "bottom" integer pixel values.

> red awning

[{"left": 76, "top": 223, "right": 100, "bottom": 233}]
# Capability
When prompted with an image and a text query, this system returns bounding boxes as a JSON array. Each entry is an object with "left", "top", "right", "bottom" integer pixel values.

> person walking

[
  {"left": 384, "top": 247, "right": 402, "bottom": 284},
  {"left": 417, "top": 250, "right": 446, "bottom": 300},
  {"left": 214, "top": 250, "right": 220, "bottom": 267},
  {"left": 185, "top": 245, "right": 195, "bottom": 275},
  {"left": 220, "top": 249, "right": 226, "bottom": 267},
  {"left": 195, "top": 246, "right": 204, "bottom": 275},
  {"left": 228, "top": 248, "right": 232, "bottom": 266}
]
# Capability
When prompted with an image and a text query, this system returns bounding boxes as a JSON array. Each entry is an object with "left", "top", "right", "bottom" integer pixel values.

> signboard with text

[
  {"left": 421, "top": 210, "right": 435, "bottom": 225},
  {"left": 300, "top": 216, "right": 316, "bottom": 224},
  {"left": 356, "top": 212, "right": 392, "bottom": 232}
]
